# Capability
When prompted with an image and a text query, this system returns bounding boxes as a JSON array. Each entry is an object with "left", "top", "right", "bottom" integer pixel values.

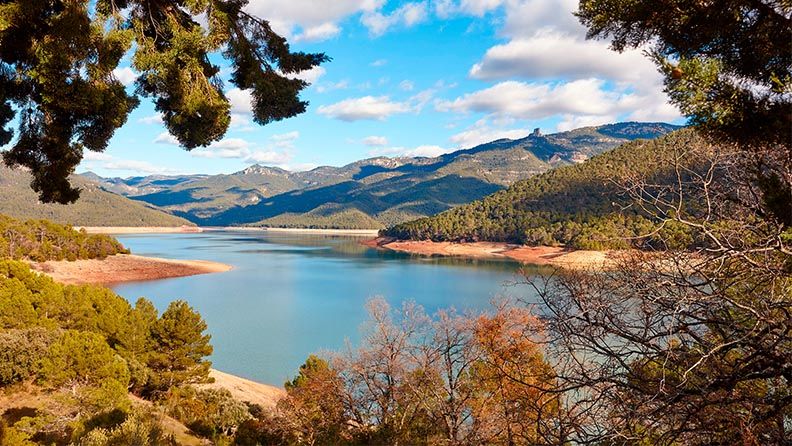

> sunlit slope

[{"left": 0, "top": 164, "right": 193, "bottom": 227}]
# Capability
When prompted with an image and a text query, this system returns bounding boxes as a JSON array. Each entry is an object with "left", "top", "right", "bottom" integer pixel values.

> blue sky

[{"left": 79, "top": 0, "right": 684, "bottom": 178}]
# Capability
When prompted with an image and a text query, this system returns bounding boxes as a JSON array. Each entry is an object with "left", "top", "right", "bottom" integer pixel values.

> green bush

[
  {"left": 164, "top": 387, "right": 251, "bottom": 439},
  {"left": 0, "top": 328, "right": 59, "bottom": 385},
  {"left": 77, "top": 410, "right": 175, "bottom": 446}
]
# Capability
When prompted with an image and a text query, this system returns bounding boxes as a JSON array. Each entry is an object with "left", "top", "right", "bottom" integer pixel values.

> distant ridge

[
  {"left": 0, "top": 164, "right": 193, "bottom": 227},
  {"left": 83, "top": 122, "right": 681, "bottom": 229}
]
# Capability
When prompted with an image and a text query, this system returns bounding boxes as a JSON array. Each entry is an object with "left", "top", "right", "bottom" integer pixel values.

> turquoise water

[{"left": 111, "top": 231, "right": 539, "bottom": 385}]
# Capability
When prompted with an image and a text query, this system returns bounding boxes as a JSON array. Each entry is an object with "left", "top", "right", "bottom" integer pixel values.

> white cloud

[
  {"left": 80, "top": 150, "right": 185, "bottom": 176},
  {"left": 404, "top": 145, "right": 453, "bottom": 157},
  {"left": 410, "top": 88, "right": 435, "bottom": 111},
  {"left": 399, "top": 80, "right": 415, "bottom": 91},
  {"left": 112, "top": 66, "right": 137, "bottom": 86},
  {"left": 104, "top": 159, "right": 177, "bottom": 175},
  {"left": 469, "top": 32, "right": 657, "bottom": 82},
  {"left": 318, "top": 96, "right": 412, "bottom": 121},
  {"left": 434, "top": 0, "right": 504, "bottom": 18},
  {"left": 230, "top": 113, "right": 254, "bottom": 131},
  {"left": 500, "top": 0, "right": 580, "bottom": 38},
  {"left": 137, "top": 114, "right": 163, "bottom": 125},
  {"left": 293, "top": 23, "right": 341, "bottom": 42},
  {"left": 362, "top": 2, "right": 428, "bottom": 36},
  {"left": 370, "top": 144, "right": 453, "bottom": 158},
  {"left": 362, "top": 136, "right": 389, "bottom": 146},
  {"left": 227, "top": 88, "right": 254, "bottom": 115},
  {"left": 83, "top": 151, "right": 112, "bottom": 161},
  {"left": 289, "top": 66, "right": 326, "bottom": 84},
  {"left": 316, "top": 80, "right": 350, "bottom": 93},
  {"left": 244, "top": 0, "right": 383, "bottom": 42},
  {"left": 438, "top": 0, "right": 680, "bottom": 128},
  {"left": 154, "top": 132, "right": 180, "bottom": 145},
  {"left": 189, "top": 133, "right": 300, "bottom": 167},
  {"left": 448, "top": 118, "right": 530, "bottom": 148},
  {"left": 271, "top": 131, "right": 300, "bottom": 149},
  {"left": 271, "top": 131, "right": 300, "bottom": 142},
  {"left": 247, "top": 150, "right": 293, "bottom": 165},
  {"left": 370, "top": 59, "right": 388, "bottom": 67},
  {"left": 555, "top": 114, "right": 618, "bottom": 132},
  {"left": 437, "top": 79, "right": 620, "bottom": 118},
  {"left": 437, "top": 78, "right": 679, "bottom": 123}
]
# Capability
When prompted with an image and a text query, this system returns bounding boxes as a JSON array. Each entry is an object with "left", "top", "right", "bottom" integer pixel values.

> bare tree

[{"left": 522, "top": 136, "right": 791, "bottom": 445}]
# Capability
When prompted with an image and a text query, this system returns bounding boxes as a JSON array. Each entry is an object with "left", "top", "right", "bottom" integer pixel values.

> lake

[{"left": 111, "top": 231, "right": 539, "bottom": 385}]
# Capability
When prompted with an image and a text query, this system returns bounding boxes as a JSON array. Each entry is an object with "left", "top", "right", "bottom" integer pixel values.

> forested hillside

[
  {"left": 0, "top": 214, "right": 128, "bottom": 261},
  {"left": 0, "top": 216, "right": 237, "bottom": 444},
  {"left": 0, "top": 260, "right": 223, "bottom": 445},
  {"left": 0, "top": 165, "right": 193, "bottom": 227},
  {"left": 383, "top": 129, "right": 707, "bottom": 249}
]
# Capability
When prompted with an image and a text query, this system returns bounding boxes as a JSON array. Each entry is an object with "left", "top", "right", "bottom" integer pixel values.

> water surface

[{"left": 111, "top": 231, "right": 538, "bottom": 385}]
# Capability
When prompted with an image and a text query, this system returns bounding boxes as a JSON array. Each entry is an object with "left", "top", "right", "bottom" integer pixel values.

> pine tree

[
  {"left": 147, "top": 300, "right": 213, "bottom": 393},
  {"left": 0, "top": 0, "right": 328, "bottom": 203}
]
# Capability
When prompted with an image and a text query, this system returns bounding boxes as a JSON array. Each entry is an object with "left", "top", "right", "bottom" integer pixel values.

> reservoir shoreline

[{"left": 364, "top": 237, "right": 616, "bottom": 270}]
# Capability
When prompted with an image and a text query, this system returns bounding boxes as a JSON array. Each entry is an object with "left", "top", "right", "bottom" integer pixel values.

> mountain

[
  {"left": 84, "top": 122, "right": 681, "bottom": 228},
  {"left": 82, "top": 172, "right": 208, "bottom": 196},
  {"left": 381, "top": 129, "right": 705, "bottom": 250},
  {"left": 188, "top": 122, "right": 681, "bottom": 227},
  {"left": 0, "top": 164, "right": 194, "bottom": 227}
]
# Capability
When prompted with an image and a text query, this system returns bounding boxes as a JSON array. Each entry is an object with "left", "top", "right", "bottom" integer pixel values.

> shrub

[{"left": 0, "top": 328, "right": 59, "bottom": 385}]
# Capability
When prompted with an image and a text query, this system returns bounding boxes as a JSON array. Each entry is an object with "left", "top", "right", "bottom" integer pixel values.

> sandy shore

[
  {"left": 78, "top": 226, "right": 202, "bottom": 234},
  {"left": 30, "top": 254, "right": 232, "bottom": 285},
  {"left": 199, "top": 369, "right": 286, "bottom": 409},
  {"left": 364, "top": 238, "right": 615, "bottom": 270}
]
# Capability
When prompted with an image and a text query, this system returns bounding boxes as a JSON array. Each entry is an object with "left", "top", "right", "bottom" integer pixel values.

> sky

[{"left": 79, "top": 0, "right": 685, "bottom": 178}]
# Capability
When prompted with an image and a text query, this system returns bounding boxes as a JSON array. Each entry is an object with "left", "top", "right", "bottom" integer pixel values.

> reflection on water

[{"left": 111, "top": 231, "right": 537, "bottom": 385}]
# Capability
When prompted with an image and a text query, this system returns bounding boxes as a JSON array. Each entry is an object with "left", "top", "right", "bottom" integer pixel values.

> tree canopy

[
  {"left": 577, "top": 0, "right": 791, "bottom": 150},
  {"left": 0, "top": 0, "right": 328, "bottom": 203},
  {"left": 577, "top": 0, "right": 792, "bottom": 227}
]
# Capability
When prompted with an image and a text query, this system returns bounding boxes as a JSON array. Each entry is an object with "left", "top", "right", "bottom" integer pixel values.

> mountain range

[{"left": 78, "top": 122, "right": 681, "bottom": 229}]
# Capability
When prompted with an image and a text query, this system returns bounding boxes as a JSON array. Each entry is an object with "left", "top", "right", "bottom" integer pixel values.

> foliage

[
  {"left": 514, "top": 7, "right": 792, "bottom": 434},
  {"left": 38, "top": 330, "right": 130, "bottom": 390},
  {"left": 0, "top": 420, "right": 36, "bottom": 446},
  {"left": 0, "top": 0, "right": 327, "bottom": 203},
  {"left": 577, "top": 0, "right": 791, "bottom": 150},
  {"left": 577, "top": 0, "right": 791, "bottom": 227},
  {"left": 0, "top": 328, "right": 59, "bottom": 385},
  {"left": 146, "top": 300, "right": 213, "bottom": 394},
  {"left": 0, "top": 214, "right": 128, "bottom": 261},
  {"left": 0, "top": 254, "right": 215, "bottom": 443},
  {"left": 77, "top": 410, "right": 176, "bottom": 446},
  {"left": 253, "top": 298, "right": 560, "bottom": 445},
  {"left": 163, "top": 386, "right": 251, "bottom": 440},
  {"left": 279, "top": 355, "right": 347, "bottom": 445}
]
